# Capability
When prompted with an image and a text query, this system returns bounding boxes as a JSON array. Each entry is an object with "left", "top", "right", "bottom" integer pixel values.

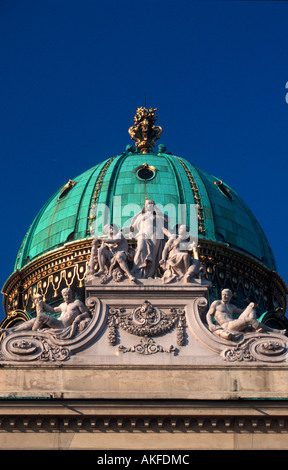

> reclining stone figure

[
  {"left": 206, "top": 288, "right": 286, "bottom": 340},
  {"left": 0, "top": 288, "right": 91, "bottom": 339}
]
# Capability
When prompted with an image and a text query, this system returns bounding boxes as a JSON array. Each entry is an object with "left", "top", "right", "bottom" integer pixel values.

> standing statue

[
  {"left": 159, "top": 225, "right": 204, "bottom": 283},
  {"left": 90, "top": 224, "right": 135, "bottom": 282},
  {"left": 129, "top": 199, "right": 168, "bottom": 279},
  {"left": 0, "top": 288, "right": 91, "bottom": 339},
  {"left": 206, "top": 288, "right": 286, "bottom": 340}
]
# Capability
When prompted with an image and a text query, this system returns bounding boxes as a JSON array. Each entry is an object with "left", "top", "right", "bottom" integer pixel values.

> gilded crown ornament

[{"left": 128, "top": 106, "right": 162, "bottom": 154}]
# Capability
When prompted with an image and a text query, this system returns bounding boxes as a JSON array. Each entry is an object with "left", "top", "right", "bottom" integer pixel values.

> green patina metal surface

[{"left": 15, "top": 150, "right": 276, "bottom": 271}]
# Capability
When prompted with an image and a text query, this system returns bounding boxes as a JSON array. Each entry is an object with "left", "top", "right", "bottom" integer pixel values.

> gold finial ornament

[{"left": 128, "top": 107, "right": 162, "bottom": 154}]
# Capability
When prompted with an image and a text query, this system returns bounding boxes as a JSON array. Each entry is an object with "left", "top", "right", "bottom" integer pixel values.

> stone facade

[
  {"left": 0, "top": 395, "right": 288, "bottom": 449},
  {"left": 0, "top": 279, "right": 288, "bottom": 449}
]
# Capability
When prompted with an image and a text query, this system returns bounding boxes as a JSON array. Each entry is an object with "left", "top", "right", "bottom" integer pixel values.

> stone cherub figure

[
  {"left": 159, "top": 225, "right": 204, "bottom": 283},
  {"left": 206, "top": 288, "right": 286, "bottom": 340},
  {"left": 0, "top": 288, "right": 91, "bottom": 339},
  {"left": 89, "top": 224, "right": 135, "bottom": 283}
]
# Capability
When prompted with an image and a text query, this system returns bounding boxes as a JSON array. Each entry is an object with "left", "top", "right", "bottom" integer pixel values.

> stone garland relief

[{"left": 107, "top": 301, "right": 186, "bottom": 355}]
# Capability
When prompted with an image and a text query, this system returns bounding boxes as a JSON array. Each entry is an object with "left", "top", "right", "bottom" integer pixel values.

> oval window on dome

[
  {"left": 214, "top": 180, "right": 232, "bottom": 200},
  {"left": 135, "top": 164, "right": 157, "bottom": 182},
  {"left": 58, "top": 179, "right": 77, "bottom": 200}
]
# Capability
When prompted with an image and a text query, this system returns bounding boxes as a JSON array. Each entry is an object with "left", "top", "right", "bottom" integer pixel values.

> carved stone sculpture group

[
  {"left": 0, "top": 200, "right": 287, "bottom": 364},
  {"left": 0, "top": 284, "right": 287, "bottom": 363},
  {"left": 86, "top": 199, "right": 204, "bottom": 285}
]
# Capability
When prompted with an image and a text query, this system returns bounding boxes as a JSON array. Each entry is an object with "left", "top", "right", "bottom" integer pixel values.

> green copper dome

[{"left": 15, "top": 147, "right": 276, "bottom": 272}]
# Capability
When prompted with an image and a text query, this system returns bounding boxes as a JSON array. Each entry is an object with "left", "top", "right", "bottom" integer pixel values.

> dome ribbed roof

[{"left": 15, "top": 149, "right": 276, "bottom": 272}]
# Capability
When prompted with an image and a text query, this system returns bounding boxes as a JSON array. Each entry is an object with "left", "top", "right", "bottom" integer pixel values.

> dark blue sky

[{"left": 1, "top": 0, "right": 288, "bottom": 320}]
